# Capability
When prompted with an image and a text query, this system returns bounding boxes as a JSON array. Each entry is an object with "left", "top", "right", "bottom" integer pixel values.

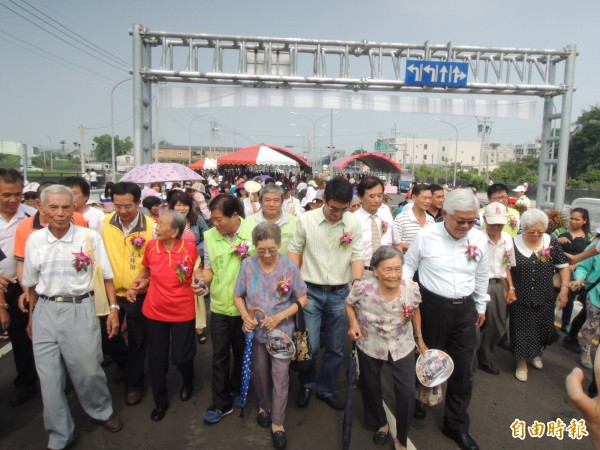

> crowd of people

[{"left": 1, "top": 167, "right": 600, "bottom": 450}]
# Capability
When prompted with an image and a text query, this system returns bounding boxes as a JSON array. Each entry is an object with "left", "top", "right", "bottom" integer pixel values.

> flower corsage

[
  {"left": 537, "top": 247, "right": 552, "bottom": 263},
  {"left": 401, "top": 304, "right": 414, "bottom": 325},
  {"left": 234, "top": 241, "right": 251, "bottom": 260},
  {"left": 502, "top": 250, "right": 511, "bottom": 267},
  {"left": 340, "top": 231, "right": 353, "bottom": 248},
  {"left": 130, "top": 235, "right": 146, "bottom": 255},
  {"left": 508, "top": 215, "right": 518, "bottom": 229},
  {"left": 72, "top": 251, "right": 91, "bottom": 273},
  {"left": 381, "top": 220, "right": 389, "bottom": 234},
  {"left": 465, "top": 241, "right": 480, "bottom": 263},
  {"left": 277, "top": 277, "right": 291, "bottom": 299},
  {"left": 175, "top": 261, "right": 190, "bottom": 283}
]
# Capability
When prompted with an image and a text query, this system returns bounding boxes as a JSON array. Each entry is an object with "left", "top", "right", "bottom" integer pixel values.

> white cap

[
  {"left": 483, "top": 202, "right": 508, "bottom": 225},
  {"left": 513, "top": 185, "right": 527, "bottom": 193},
  {"left": 307, "top": 180, "right": 318, "bottom": 188}
]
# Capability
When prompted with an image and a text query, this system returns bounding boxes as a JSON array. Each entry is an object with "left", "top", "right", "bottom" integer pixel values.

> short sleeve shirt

[
  {"left": 234, "top": 255, "right": 307, "bottom": 343},
  {"left": 346, "top": 277, "right": 421, "bottom": 361}
]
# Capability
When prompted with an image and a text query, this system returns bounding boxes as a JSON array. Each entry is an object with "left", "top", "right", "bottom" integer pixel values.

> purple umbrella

[
  {"left": 234, "top": 307, "right": 266, "bottom": 417},
  {"left": 253, "top": 174, "right": 273, "bottom": 182},
  {"left": 120, "top": 162, "right": 205, "bottom": 183}
]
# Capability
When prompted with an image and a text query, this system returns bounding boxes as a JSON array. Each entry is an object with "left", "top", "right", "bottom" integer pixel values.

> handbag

[
  {"left": 290, "top": 300, "right": 314, "bottom": 372},
  {"left": 85, "top": 230, "right": 110, "bottom": 317}
]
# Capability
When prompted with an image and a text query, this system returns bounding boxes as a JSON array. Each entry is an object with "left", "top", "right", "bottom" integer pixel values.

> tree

[
  {"left": 568, "top": 106, "right": 600, "bottom": 178},
  {"left": 490, "top": 156, "right": 538, "bottom": 185},
  {"left": 579, "top": 168, "right": 600, "bottom": 190},
  {"left": 92, "top": 134, "right": 133, "bottom": 162}
]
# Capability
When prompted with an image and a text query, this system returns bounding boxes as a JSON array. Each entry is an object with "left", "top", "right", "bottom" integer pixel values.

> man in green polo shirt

[
  {"left": 246, "top": 184, "right": 297, "bottom": 254},
  {"left": 478, "top": 183, "right": 520, "bottom": 237},
  {"left": 201, "top": 194, "right": 255, "bottom": 424}
]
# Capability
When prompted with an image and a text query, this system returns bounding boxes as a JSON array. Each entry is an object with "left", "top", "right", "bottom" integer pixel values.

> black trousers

[
  {"left": 358, "top": 348, "right": 415, "bottom": 447},
  {"left": 210, "top": 312, "right": 245, "bottom": 410},
  {"left": 146, "top": 317, "right": 196, "bottom": 409},
  {"left": 420, "top": 288, "right": 478, "bottom": 433},
  {"left": 6, "top": 283, "right": 37, "bottom": 389}
]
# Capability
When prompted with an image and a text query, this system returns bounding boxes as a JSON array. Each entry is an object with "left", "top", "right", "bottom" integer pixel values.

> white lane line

[
  {"left": 0, "top": 342, "right": 13, "bottom": 359},
  {"left": 383, "top": 400, "right": 417, "bottom": 450}
]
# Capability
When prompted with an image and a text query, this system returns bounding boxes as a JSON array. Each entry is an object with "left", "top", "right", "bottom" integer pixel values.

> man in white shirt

[
  {"left": 394, "top": 184, "right": 435, "bottom": 252},
  {"left": 476, "top": 202, "right": 516, "bottom": 376},
  {"left": 403, "top": 189, "right": 489, "bottom": 450},
  {"left": 282, "top": 186, "right": 303, "bottom": 216},
  {"left": 89, "top": 169, "right": 98, "bottom": 188},
  {"left": 354, "top": 176, "right": 402, "bottom": 277},
  {"left": 0, "top": 169, "right": 37, "bottom": 407},
  {"left": 63, "top": 176, "right": 105, "bottom": 234},
  {"left": 22, "top": 185, "right": 122, "bottom": 449}
]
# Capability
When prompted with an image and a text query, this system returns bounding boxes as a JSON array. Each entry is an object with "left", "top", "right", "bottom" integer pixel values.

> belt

[
  {"left": 39, "top": 291, "right": 94, "bottom": 303},
  {"left": 489, "top": 278, "right": 502, "bottom": 284},
  {"left": 364, "top": 266, "right": 373, "bottom": 271},
  {"left": 420, "top": 286, "right": 473, "bottom": 305},
  {"left": 306, "top": 282, "right": 347, "bottom": 293}
]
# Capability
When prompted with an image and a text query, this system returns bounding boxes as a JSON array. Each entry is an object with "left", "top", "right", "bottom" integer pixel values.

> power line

[
  {"left": 18, "top": 0, "right": 130, "bottom": 67},
  {"left": 0, "top": 1, "right": 128, "bottom": 72}
]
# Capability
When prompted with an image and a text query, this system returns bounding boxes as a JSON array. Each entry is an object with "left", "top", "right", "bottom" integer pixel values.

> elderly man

[
  {"left": 246, "top": 184, "right": 298, "bottom": 254},
  {"left": 63, "top": 176, "right": 105, "bottom": 234},
  {"left": 288, "top": 176, "right": 364, "bottom": 410},
  {"left": 22, "top": 185, "right": 122, "bottom": 450},
  {"left": 354, "top": 176, "right": 401, "bottom": 277},
  {"left": 201, "top": 194, "right": 255, "bottom": 424},
  {"left": 394, "top": 184, "right": 435, "bottom": 252},
  {"left": 403, "top": 189, "right": 489, "bottom": 450},
  {"left": 478, "top": 183, "right": 520, "bottom": 237},
  {"left": 102, "top": 182, "right": 154, "bottom": 406},
  {"left": 0, "top": 169, "right": 37, "bottom": 407},
  {"left": 476, "top": 202, "right": 516, "bottom": 376}
]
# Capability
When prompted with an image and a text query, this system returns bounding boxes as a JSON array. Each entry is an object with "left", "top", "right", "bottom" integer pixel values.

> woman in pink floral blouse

[{"left": 346, "top": 245, "right": 426, "bottom": 450}]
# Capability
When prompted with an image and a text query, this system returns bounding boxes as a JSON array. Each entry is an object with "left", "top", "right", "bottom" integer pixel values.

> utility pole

[
  {"left": 477, "top": 117, "right": 492, "bottom": 176},
  {"left": 79, "top": 124, "right": 85, "bottom": 175}
]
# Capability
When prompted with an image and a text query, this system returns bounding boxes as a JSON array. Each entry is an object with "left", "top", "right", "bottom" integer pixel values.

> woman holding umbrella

[
  {"left": 234, "top": 222, "right": 307, "bottom": 449},
  {"left": 346, "top": 246, "right": 425, "bottom": 450}
]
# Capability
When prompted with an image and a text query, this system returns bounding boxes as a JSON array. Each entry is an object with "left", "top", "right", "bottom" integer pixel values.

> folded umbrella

[{"left": 343, "top": 342, "right": 360, "bottom": 450}]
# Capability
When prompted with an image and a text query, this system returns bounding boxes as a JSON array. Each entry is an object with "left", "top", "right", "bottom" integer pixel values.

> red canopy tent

[
  {"left": 189, "top": 158, "right": 218, "bottom": 170},
  {"left": 331, "top": 152, "right": 401, "bottom": 173},
  {"left": 217, "top": 144, "right": 311, "bottom": 170}
]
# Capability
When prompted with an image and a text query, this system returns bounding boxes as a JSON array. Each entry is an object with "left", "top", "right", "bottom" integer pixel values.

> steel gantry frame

[{"left": 131, "top": 24, "right": 576, "bottom": 208}]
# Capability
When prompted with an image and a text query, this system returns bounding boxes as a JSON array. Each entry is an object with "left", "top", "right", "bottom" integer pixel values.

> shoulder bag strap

[{"left": 293, "top": 300, "right": 306, "bottom": 332}]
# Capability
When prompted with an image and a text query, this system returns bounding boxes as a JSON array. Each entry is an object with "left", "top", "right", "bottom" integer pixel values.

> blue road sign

[{"left": 405, "top": 60, "right": 468, "bottom": 87}]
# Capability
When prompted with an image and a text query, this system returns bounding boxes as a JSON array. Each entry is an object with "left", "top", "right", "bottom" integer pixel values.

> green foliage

[
  {"left": 92, "top": 134, "right": 133, "bottom": 162},
  {"left": 0, "top": 154, "right": 20, "bottom": 168},
  {"left": 351, "top": 149, "right": 365, "bottom": 155},
  {"left": 568, "top": 106, "right": 600, "bottom": 178},
  {"left": 490, "top": 156, "right": 538, "bottom": 185},
  {"left": 579, "top": 168, "right": 600, "bottom": 190}
]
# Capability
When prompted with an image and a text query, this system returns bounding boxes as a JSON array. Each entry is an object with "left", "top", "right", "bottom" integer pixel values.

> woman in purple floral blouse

[
  {"left": 234, "top": 222, "right": 307, "bottom": 450},
  {"left": 346, "top": 245, "right": 426, "bottom": 450}
]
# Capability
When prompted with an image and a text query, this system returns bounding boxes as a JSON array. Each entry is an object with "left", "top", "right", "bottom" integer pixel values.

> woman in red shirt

[{"left": 127, "top": 210, "right": 200, "bottom": 422}]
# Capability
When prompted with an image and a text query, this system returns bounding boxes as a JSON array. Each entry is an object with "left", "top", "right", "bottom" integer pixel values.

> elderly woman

[
  {"left": 126, "top": 210, "right": 201, "bottom": 421},
  {"left": 234, "top": 222, "right": 307, "bottom": 450},
  {"left": 346, "top": 246, "right": 425, "bottom": 450},
  {"left": 509, "top": 208, "right": 569, "bottom": 382}
]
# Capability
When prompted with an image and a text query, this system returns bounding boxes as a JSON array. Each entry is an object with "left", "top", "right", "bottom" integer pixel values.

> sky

[{"left": 1, "top": 0, "right": 599, "bottom": 161}]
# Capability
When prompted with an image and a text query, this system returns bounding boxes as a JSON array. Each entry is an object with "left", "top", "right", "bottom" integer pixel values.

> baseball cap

[
  {"left": 308, "top": 180, "right": 318, "bottom": 188},
  {"left": 513, "top": 185, "right": 527, "bottom": 193},
  {"left": 312, "top": 189, "right": 325, "bottom": 203},
  {"left": 484, "top": 202, "right": 508, "bottom": 225}
]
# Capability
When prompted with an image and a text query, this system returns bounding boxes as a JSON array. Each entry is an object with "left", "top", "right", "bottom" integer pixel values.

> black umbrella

[{"left": 343, "top": 341, "right": 360, "bottom": 450}]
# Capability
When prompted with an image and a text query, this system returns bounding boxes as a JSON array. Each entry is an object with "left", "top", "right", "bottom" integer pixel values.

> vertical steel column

[
  {"left": 141, "top": 32, "right": 153, "bottom": 165},
  {"left": 132, "top": 24, "right": 144, "bottom": 167},
  {"left": 536, "top": 97, "right": 554, "bottom": 208},
  {"left": 554, "top": 45, "right": 577, "bottom": 210}
]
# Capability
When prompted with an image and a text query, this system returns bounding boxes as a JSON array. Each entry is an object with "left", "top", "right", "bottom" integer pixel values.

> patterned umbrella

[
  {"left": 119, "top": 163, "right": 205, "bottom": 183},
  {"left": 234, "top": 307, "right": 266, "bottom": 417}
]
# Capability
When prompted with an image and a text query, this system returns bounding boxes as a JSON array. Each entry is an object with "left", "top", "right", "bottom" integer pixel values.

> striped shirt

[
  {"left": 287, "top": 206, "right": 364, "bottom": 285},
  {"left": 393, "top": 205, "right": 435, "bottom": 247}
]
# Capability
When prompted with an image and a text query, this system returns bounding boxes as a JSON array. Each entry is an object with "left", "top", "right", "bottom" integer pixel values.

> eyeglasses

[
  {"left": 525, "top": 230, "right": 545, "bottom": 235},
  {"left": 451, "top": 216, "right": 477, "bottom": 226},
  {"left": 257, "top": 248, "right": 278, "bottom": 255},
  {"left": 325, "top": 202, "right": 348, "bottom": 214},
  {"left": 113, "top": 204, "right": 136, "bottom": 211},
  {"left": 490, "top": 196, "right": 508, "bottom": 201}
]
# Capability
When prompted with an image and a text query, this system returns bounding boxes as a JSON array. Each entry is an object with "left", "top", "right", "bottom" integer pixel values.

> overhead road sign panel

[{"left": 405, "top": 60, "right": 468, "bottom": 87}]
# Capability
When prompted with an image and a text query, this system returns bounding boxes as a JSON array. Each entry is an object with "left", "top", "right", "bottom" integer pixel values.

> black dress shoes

[
  {"left": 151, "top": 406, "right": 168, "bottom": 421},
  {"left": 315, "top": 393, "right": 345, "bottom": 410},
  {"left": 180, "top": 384, "right": 193, "bottom": 401},
  {"left": 478, "top": 362, "right": 500, "bottom": 375},
  {"left": 443, "top": 427, "right": 479, "bottom": 450},
  {"left": 296, "top": 387, "right": 311, "bottom": 408},
  {"left": 9, "top": 386, "right": 35, "bottom": 406},
  {"left": 413, "top": 401, "right": 426, "bottom": 420},
  {"left": 271, "top": 430, "right": 288, "bottom": 449}
]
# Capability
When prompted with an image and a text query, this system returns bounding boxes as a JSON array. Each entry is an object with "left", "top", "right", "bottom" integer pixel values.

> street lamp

[
  {"left": 434, "top": 118, "right": 459, "bottom": 188},
  {"left": 188, "top": 113, "right": 214, "bottom": 165},
  {"left": 111, "top": 78, "right": 131, "bottom": 181},
  {"left": 290, "top": 111, "right": 337, "bottom": 170}
]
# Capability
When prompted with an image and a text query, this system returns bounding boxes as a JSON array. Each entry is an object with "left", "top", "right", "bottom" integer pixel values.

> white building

[{"left": 0, "top": 141, "right": 31, "bottom": 165}]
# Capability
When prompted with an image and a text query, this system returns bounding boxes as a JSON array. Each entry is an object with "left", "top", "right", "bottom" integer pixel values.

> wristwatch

[{"left": 109, "top": 304, "right": 120, "bottom": 312}]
